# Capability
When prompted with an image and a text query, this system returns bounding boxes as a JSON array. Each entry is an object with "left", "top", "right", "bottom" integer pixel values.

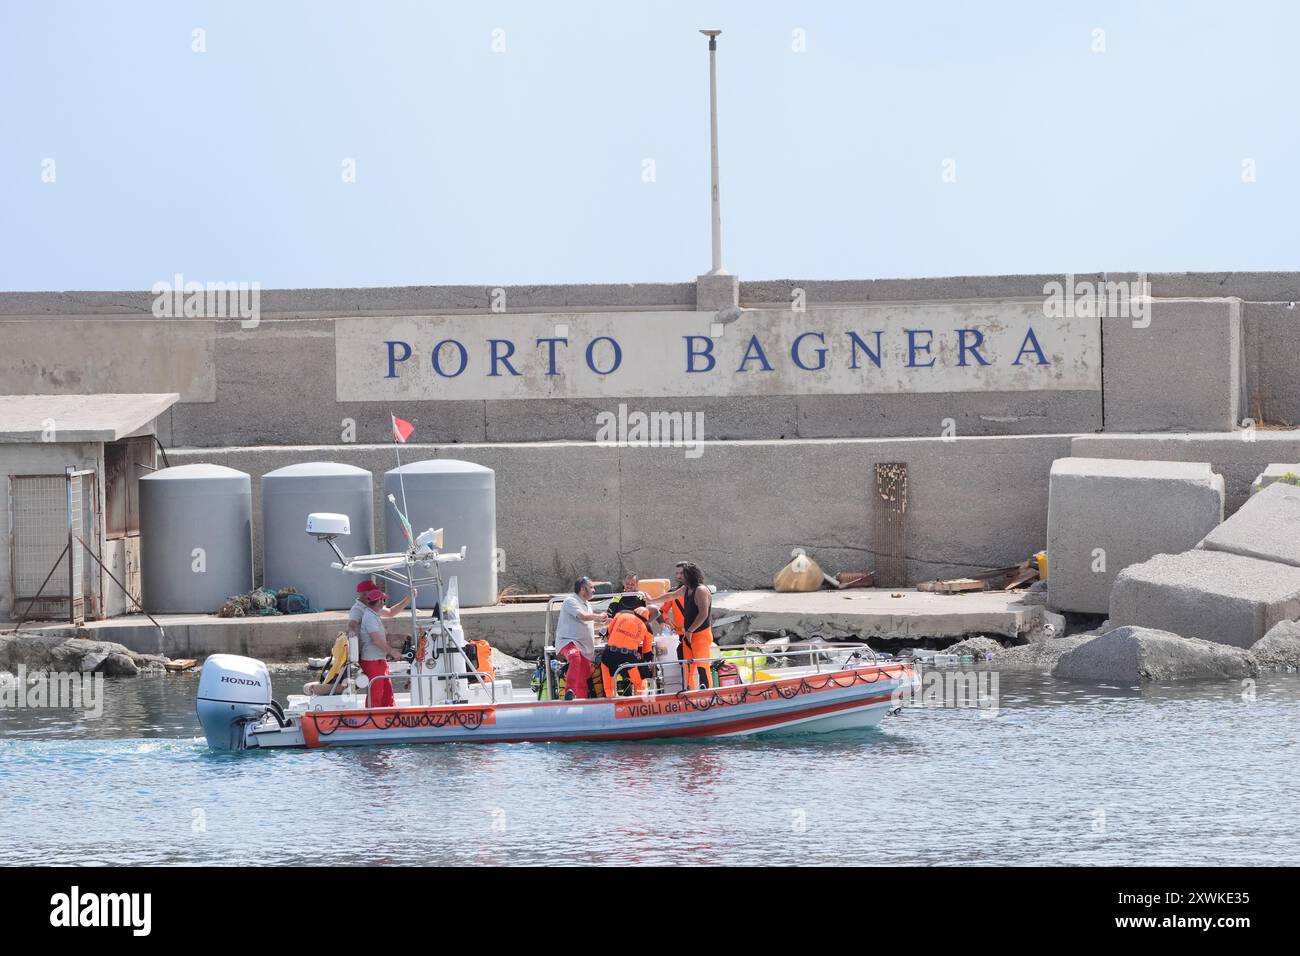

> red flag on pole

[{"left": 391, "top": 414, "right": 414, "bottom": 443}]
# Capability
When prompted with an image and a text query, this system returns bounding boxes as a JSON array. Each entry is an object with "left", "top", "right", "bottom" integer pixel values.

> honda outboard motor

[{"left": 197, "top": 654, "right": 272, "bottom": 750}]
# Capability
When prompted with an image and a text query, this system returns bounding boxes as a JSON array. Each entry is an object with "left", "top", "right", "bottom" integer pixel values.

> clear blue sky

[{"left": 1, "top": 0, "right": 1296, "bottom": 291}]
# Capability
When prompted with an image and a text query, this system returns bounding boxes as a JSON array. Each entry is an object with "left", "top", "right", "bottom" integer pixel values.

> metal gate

[{"left": 7, "top": 469, "right": 101, "bottom": 624}]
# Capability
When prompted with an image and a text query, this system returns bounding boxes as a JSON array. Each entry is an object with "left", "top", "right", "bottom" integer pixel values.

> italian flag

[{"left": 390, "top": 414, "right": 414, "bottom": 443}]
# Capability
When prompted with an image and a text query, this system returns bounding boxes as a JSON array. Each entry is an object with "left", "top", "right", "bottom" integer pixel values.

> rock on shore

[
  {"left": 489, "top": 646, "right": 533, "bottom": 674},
  {"left": 0, "top": 633, "right": 168, "bottom": 676},
  {"left": 1248, "top": 620, "right": 1300, "bottom": 669},
  {"left": 941, "top": 636, "right": 1005, "bottom": 661},
  {"left": 1052, "top": 625, "right": 1258, "bottom": 684},
  {"left": 990, "top": 633, "right": 1100, "bottom": 671}
]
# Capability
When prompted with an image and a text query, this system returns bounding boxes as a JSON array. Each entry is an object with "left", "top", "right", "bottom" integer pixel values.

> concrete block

[
  {"left": 1069, "top": 432, "right": 1300, "bottom": 514},
  {"left": 1243, "top": 302, "right": 1300, "bottom": 428},
  {"left": 739, "top": 274, "right": 1082, "bottom": 306},
  {"left": 1046, "top": 457, "right": 1225, "bottom": 613},
  {"left": 0, "top": 283, "right": 694, "bottom": 318},
  {"left": 1102, "top": 299, "right": 1242, "bottom": 432},
  {"left": 711, "top": 588, "right": 1045, "bottom": 642},
  {"left": 695, "top": 273, "right": 739, "bottom": 311},
  {"left": 1109, "top": 550, "right": 1300, "bottom": 648},
  {"left": 1, "top": 318, "right": 216, "bottom": 403},
  {"left": 253, "top": 283, "right": 698, "bottom": 315},
  {"left": 1143, "top": 272, "right": 1300, "bottom": 301},
  {"left": 793, "top": 390, "right": 1101, "bottom": 439},
  {"left": 1250, "top": 463, "right": 1300, "bottom": 494},
  {"left": 1198, "top": 481, "right": 1300, "bottom": 568}
]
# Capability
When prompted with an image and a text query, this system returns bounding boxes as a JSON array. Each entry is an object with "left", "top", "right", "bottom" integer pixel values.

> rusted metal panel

[{"left": 872, "top": 462, "right": 908, "bottom": 587}]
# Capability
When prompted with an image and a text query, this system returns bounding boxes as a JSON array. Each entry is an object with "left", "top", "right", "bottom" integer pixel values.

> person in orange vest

[
  {"left": 601, "top": 606, "right": 660, "bottom": 698},
  {"left": 657, "top": 580, "right": 689, "bottom": 690},
  {"left": 654, "top": 562, "right": 688, "bottom": 634},
  {"left": 651, "top": 561, "right": 714, "bottom": 690},
  {"left": 660, "top": 593, "right": 685, "bottom": 634}
]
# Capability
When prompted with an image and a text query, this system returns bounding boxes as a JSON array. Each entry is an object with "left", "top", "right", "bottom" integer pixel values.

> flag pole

[
  {"left": 390, "top": 412, "right": 423, "bottom": 674},
  {"left": 390, "top": 411, "right": 414, "bottom": 544}
]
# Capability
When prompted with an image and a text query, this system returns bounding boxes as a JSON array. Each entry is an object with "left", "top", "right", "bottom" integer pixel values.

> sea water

[{"left": 2, "top": 668, "right": 1297, "bottom": 866}]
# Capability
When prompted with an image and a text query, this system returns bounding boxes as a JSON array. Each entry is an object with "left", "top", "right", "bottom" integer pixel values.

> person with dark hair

[
  {"left": 657, "top": 565, "right": 690, "bottom": 690},
  {"left": 554, "top": 576, "right": 607, "bottom": 700},
  {"left": 656, "top": 563, "right": 684, "bottom": 628},
  {"left": 651, "top": 561, "right": 714, "bottom": 690}
]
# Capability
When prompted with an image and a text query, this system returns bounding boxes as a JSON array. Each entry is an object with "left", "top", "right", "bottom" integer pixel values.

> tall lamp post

[{"left": 701, "top": 29, "right": 725, "bottom": 276}]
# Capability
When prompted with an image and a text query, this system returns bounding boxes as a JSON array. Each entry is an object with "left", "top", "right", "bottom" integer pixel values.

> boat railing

[
  {"left": 541, "top": 592, "right": 900, "bottom": 698},
  {"left": 543, "top": 589, "right": 645, "bottom": 645},
  {"left": 542, "top": 589, "right": 645, "bottom": 698},
  {"left": 600, "top": 642, "right": 902, "bottom": 700},
  {"left": 349, "top": 668, "right": 500, "bottom": 704}
]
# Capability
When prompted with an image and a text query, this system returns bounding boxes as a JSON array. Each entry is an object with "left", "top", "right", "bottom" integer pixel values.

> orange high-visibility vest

[
  {"left": 661, "top": 597, "right": 686, "bottom": 636},
  {"left": 607, "top": 611, "right": 654, "bottom": 655}
]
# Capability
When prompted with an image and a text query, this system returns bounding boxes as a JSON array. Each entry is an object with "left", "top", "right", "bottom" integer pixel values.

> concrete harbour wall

[
  {"left": 168, "top": 435, "right": 1074, "bottom": 595},
  {"left": 4, "top": 271, "right": 1298, "bottom": 447},
  {"left": 161, "top": 429, "right": 1300, "bottom": 599},
  {"left": 5, "top": 271, "right": 1299, "bottom": 612}
]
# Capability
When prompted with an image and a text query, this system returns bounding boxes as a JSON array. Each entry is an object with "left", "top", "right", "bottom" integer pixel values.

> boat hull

[{"left": 250, "top": 662, "right": 911, "bottom": 748}]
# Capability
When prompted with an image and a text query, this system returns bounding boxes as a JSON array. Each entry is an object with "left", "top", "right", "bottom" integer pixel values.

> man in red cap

[
  {"left": 357, "top": 588, "right": 405, "bottom": 707},
  {"left": 347, "top": 579, "right": 413, "bottom": 647}
]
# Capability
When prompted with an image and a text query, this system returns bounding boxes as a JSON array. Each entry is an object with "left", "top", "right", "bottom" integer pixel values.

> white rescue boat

[{"left": 197, "top": 505, "right": 914, "bottom": 751}]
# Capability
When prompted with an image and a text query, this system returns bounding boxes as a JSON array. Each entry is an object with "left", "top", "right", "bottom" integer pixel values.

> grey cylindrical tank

[
  {"left": 383, "top": 459, "right": 497, "bottom": 608},
  {"left": 140, "top": 464, "right": 253, "bottom": 614},
  {"left": 262, "top": 462, "right": 374, "bottom": 610}
]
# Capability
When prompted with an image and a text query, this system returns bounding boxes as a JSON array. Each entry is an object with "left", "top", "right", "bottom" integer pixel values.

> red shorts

[
  {"left": 360, "top": 659, "right": 395, "bottom": 708},
  {"left": 559, "top": 642, "right": 593, "bottom": 699}
]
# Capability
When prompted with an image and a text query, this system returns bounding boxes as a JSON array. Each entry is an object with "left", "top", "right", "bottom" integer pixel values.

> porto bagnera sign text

[{"left": 335, "top": 302, "right": 1099, "bottom": 401}]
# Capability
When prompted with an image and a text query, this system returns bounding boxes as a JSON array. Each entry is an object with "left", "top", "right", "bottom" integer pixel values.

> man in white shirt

[
  {"left": 346, "top": 580, "right": 373, "bottom": 643},
  {"left": 357, "top": 589, "right": 402, "bottom": 707},
  {"left": 554, "top": 576, "right": 607, "bottom": 700},
  {"left": 347, "top": 579, "right": 414, "bottom": 643}
]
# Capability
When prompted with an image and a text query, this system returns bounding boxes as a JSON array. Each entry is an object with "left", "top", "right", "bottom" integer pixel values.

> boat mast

[{"left": 388, "top": 411, "right": 423, "bottom": 692}]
